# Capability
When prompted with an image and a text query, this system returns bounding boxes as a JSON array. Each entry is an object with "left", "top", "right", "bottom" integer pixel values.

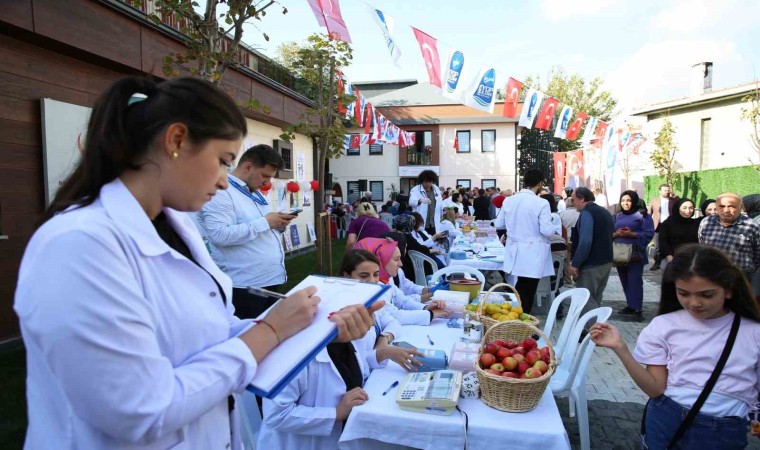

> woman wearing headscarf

[
  {"left": 658, "top": 198, "right": 700, "bottom": 264},
  {"left": 354, "top": 238, "right": 448, "bottom": 325},
  {"left": 613, "top": 190, "right": 655, "bottom": 318},
  {"left": 698, "top": 198, "right": 717, "bottom": 222}
]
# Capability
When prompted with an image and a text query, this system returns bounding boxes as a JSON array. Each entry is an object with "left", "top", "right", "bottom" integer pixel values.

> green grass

[
  {"left": 0, "top": 239, "right": 347, "bottom": 449},
  {"left": 283, "top": 240, "right": 347, "bottom": 291}
]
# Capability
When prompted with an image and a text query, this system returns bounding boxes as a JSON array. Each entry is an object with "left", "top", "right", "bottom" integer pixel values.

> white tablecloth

[{"left": 339, "top": 322, "right": 570, "bottom": 450}]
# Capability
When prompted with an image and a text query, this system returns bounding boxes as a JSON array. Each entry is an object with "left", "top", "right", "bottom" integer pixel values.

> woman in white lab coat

[
  {"left": 408, "top": 170, "right": 443, "bottom": 234},
  {"left": 13, "top": 76, "right": 379, "bottom": 450}
]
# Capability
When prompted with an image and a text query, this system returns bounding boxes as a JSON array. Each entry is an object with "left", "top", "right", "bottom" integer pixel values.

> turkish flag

[
  {"left": 354, "top": 89, "right": 363, "bottom": 124},
  {"left": 335, "top": 69, "right": 347, "bottom": 114},
  {"left": 502, "top": 77, "right": 523, "bottom": 118},
  {"left": 553, "top": 152, "right": 567, "bottom": 194},
  {"left": 364, "top": 103, "right": 373, "bottom": 134},
  {"left": 566, "top": 150, "right": 585, "bottom": 187},
  {"left": 565, "top": 112, "right": 588, "bottom": 141},
  {"left": 307, "top": 0, "right": 352, "bottom": 43},
  {"left": 350, "top": 134, "right": 360, "bottom": 149},
  {"left": 412, "top": 28, "right": 442, "bottom": 89},
  {"left": 534, "top": 97, "right": 560, "bottom": 130},
  {"left": 595, "top": 121, "right": 609, "bottom": 140}
]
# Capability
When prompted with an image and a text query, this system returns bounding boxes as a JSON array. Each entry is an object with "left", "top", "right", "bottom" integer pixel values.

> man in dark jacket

[
  {"left": 568, "top": 187, "right": 614, "bottom": 317},
  {"left": 473, "top": 188, "right": 491, "bottom": 220}
]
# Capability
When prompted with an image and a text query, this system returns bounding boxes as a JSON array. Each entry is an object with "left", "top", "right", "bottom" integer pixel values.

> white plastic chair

[
  {"left": 550, "top": 306, "right": 612, "bottom": 450},
  {"left": 542, "top": 288, "right": 590, "bottom": 365},
  {"left": 408, "top": 250, "right": 439, "bottom": 287},
  {"left": 534, "top": 253, "right": 565, "bottom": 307},
  {"left": 429, "top": 265, "right": 486, "bottom": 291}
]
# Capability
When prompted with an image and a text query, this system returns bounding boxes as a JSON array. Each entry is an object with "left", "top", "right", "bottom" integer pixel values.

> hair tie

[{"left": 127, "top": 93, "right": 148, "bottom": 106}]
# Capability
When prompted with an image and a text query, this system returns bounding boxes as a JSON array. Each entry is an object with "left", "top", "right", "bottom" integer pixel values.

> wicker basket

[
  {"left": 469, "top": 283, "right": 540, "bottom": 339},
  {"left": 475, "top": 321, "right": 557, "bottom": 412}
]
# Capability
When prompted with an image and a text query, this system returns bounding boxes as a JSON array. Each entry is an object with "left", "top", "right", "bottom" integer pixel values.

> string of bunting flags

[{"left": 306, "top": 0, "right": 610, "bottom": 152}]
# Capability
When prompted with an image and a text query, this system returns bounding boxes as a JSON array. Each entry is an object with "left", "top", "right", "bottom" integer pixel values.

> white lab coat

[
  {"left": 378, "top": 285, "right": 431, "bottom": 325},
  {"left": 258, "top": 345, "right": 369, "bottom": 450},
  {"left": 14, "top": 179, "right": 257, "bottom": 450},
  {"left": 493, "top": 189, "right": 555, "bottom": 278},
  {"left": 409, "top": 184, "right": 443, "bottom": 232}
]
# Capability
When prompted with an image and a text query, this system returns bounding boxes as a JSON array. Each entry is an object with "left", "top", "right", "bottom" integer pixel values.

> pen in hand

[
  {"left": 382, "top": 380, "right": 399, "bottom": 396},
  {"left": 426, "top": 334, "right": 435, "bottom": 346}
]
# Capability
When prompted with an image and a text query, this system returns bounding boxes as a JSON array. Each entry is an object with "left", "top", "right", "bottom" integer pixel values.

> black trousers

[
  {"left": 231, "top": 285, "right": 282, "bottom": 320},
  {"left": 515, "top": 276, "right": 540, "bottom": 314}
]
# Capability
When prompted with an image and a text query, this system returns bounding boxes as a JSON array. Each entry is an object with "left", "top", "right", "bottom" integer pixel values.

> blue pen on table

[
  {"left": 426, "top": 334, "right": 435, "bottom": 346},
  {"left": 382, "top": 380, "right": 399, "bottom": 396}
]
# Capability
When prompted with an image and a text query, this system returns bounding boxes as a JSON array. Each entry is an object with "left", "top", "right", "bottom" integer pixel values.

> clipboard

[{"left": 245, "top": 275, "right": 389, "bottom": 398}]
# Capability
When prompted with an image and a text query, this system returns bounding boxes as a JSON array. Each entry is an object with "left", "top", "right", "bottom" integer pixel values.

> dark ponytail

[{"left": 43, "top": 76, "right": 247, "bottom": 222}]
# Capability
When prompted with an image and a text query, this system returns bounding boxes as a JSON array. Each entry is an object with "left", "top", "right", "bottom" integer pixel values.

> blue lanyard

[{"left": 228, "top": 177, "right": 268, "bottom": 205}]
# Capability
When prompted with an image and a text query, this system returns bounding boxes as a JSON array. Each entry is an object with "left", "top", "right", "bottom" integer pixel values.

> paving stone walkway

[{"left": 533, "top": 269, "right": 760, "bottom": 449}]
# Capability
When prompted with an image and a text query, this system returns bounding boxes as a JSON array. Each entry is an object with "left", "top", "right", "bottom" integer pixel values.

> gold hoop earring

[{"left": 171, "top": 152, "right": 178, "bottom": 160}]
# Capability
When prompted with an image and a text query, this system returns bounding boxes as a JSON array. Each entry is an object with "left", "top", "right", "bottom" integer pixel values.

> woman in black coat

[{"left": 658, "top": 198, "right": 700, "bottom": 263}]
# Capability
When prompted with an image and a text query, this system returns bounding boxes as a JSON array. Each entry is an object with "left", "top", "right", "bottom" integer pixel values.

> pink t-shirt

[{"left": 633, "top": 310, "right": 760, "bottom": 412}]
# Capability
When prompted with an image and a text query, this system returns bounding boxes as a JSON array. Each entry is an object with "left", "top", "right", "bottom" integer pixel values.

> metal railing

[{"left": 406, "top": 147, "right": 432, "bottom": 165}]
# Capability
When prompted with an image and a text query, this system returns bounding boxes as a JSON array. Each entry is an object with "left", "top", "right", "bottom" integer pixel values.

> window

[
  {"left": 456, "top": 130, "right": 471, "bottom": 153},
  {"left": 482, "top": 179, "right": 496, "bottom": 189},
  {"left": 456, "top": 179, "right": 471, "bottom": 190},
  {"left": 272, "top": 139, "right": 293, "bottom": 178},
  {"left": 369, "top": 181, "right": 384, "bottom": 202},
  {"left": 369, "top": 144, "right": 383, "bottom": 155},
  {"left": 699, "top": 118, "right": 711, "bottom": 169},
  {"left": 347, "top": 133, "right": 360, "bottom": 156},
  {"left": 481, "top": 129, "right": 496, "bottom": 152},
  {"left": 406, "top": 130, "right": 432, "bottom": 165}
]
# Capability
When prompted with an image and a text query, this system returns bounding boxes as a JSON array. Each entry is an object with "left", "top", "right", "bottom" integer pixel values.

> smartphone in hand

[{"left": 289, "top": 208, "right": 303, "bottom": 215}]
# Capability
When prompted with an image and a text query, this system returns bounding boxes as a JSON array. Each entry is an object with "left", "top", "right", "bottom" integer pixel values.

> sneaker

[
  {"left": 650, "top": 265, "right": 660, "bottom": 271},
  {"left": 632, "top": 310, "right": 644, "bottom": 320},
  {"left": 619, "top": 306, "right": 637, "bottom": 315}
]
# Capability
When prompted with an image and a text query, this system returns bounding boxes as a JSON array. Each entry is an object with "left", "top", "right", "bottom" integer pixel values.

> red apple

[
  {"left": 541, "top": 353, "right": 550, "bottom": 364},
  {"left": 493, "top": 339, "right": 508, "bottom": 348},
  {"left": 484, "top": 343, "right": 499, "bottom": 355},
  {"left": 517, "top": 361, "right": 530, "bottom": 374},
  {"left": 496, "top": 347, "right": 512, "bottom": 360},
  {"left": 490, "top": 363, "right": 505, "bottom": 372},
  {"left": 480, "top": 353, "right": 496, "bottom": 368},
  {"left": 505, "top": 340, "right": 518, "bottom": 349},
  {"left": 524, "top": 367, "right": 542, "bottom": 379},
  {"left": 502, "top": 356, "right": 518, "bottom": 371},
  {"left": 512, "top": 353, "right": 525, "bottom": 364},
  {"left": 502, "top": 371, "right": 518, "bottom": 378},
  {"left": 525, "top": 350, "right": 541, "bottom": 365},
  {"left": 533, "top": 360, "right": 549, "bottom": 374},
  {"left": 486, "top": 369, "right": 501, "bottom": 375},
  {"left": 540, "top": 346, "right": 551, "bottom": 357},
  {"left": 522, "top": 338, "right": 538, "bottom": 351},
  {"left": 512, "top": 346, "right": 525, "bottom": 355}
]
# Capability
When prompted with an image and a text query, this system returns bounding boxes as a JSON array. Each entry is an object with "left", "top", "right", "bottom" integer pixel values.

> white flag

[
  {"left": 367, "top": 6, "right": 402, "bottom": 67},
  {"left": 518, "top": 88, "right": 544, "bottom": 129},
  {"left": 554, "top": 105, "right": 573, "bottom": 139},
  {"left": 441, "top": 49, "right": 468, "bottom": 102},
  {"left": 461, "top": 66, "right": 497, "bottom": 113}
]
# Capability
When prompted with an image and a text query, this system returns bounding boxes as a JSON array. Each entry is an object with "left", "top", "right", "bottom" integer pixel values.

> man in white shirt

[
  {"left": 646, "top": 184, "right": 677, "bottom": 271},
  {"left": 492, "top": 169, "right": 555, "bottom": 313},
  {"left": 198, "top": 144, "right": 296, "bottom": 319}
]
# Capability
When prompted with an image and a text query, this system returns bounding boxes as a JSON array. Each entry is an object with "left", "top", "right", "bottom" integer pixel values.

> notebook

[{"left": 246, "top": 275, "right": 389, "bottom": 398}]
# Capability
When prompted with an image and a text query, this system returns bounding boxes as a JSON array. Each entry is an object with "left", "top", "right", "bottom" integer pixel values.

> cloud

[
  {"left": 650, "top": 0, "right": 726, "bottom": 33},
  {"left": 604, "top": 40, "right": 741, "bottom": 111},
  {"left": 542, "top": 0, "right": 619, "bottom": 21}
]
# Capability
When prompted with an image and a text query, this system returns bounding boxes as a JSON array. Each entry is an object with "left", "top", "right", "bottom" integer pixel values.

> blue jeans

[{"left": 642, "top": 395, "right": 748, "bottom": 449}]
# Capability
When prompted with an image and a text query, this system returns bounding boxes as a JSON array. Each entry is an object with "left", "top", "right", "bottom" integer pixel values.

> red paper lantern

[
  {"left": 260, "top": 181, "right": 272, "bottom": 194},
  {"left": 310, "top": 180, "right": 320, "bottom": 192},
  {"left": 286, "top": 181, "right": 300, "bottom": 193}
]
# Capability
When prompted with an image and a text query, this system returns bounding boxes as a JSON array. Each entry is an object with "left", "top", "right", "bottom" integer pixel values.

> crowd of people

[{"left": 11, "top": 76, "right": 760, "bottom": 448}]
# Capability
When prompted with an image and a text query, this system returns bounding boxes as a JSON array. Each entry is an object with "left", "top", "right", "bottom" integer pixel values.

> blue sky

[{"left": 240, "top": 0, "right": 760, "bottom": 112}]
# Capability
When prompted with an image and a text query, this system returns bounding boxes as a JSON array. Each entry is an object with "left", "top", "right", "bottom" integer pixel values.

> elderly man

[
  {"left": 568, "top": 187, "right": 614, "bottom": 317},
  {"left": 699, "top": 192, "right": 760, "bottom": 294}
]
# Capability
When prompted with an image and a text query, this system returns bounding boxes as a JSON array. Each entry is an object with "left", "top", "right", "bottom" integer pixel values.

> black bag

[{"left": 640, "top": 313, "right": 740, "bottom": 449}]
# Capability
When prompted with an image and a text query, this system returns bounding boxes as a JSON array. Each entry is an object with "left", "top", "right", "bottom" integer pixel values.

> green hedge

[{"left": 644, "top": 165, "right": 760, "bottom": 206}]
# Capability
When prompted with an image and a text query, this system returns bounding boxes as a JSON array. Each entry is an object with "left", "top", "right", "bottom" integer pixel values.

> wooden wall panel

[
  {"left": 32, "top": 0, "right": 142, "bottom": 69},
  {"left": 252, "top": 83, "right": 284, "bottom": 121},
  {"left": 0, "top": 143, "right": 41, "bottom": 170},
  {"left": 0, "top": 71, "right": 98, "bottom": 108},
  {"left": 0, "top": 119, "right": 38, "bottom": 147},
  {"left": 0, "top": 0, "right": 33, "bottom": 31},
  {"left": 0, "top": 96, "right": 37, "bottom": 124}
]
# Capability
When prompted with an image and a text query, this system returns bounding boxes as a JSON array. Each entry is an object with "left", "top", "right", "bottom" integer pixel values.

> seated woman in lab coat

[
  {"left": 354, "top": 237, "right": 449, "bottom": 325},
  {"left": 439, "top": 207, "right": 463, "bottom": 247}
]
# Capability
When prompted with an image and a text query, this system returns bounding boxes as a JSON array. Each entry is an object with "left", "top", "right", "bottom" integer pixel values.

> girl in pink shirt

[{"left": 591, "top": 244, "right": 760, "bottom": 449}]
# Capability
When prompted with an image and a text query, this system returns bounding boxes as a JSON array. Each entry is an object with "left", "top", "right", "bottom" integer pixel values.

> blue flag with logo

[
  {"left": 462, "top": 66, "right": 496, "bottom": 113},
  {"left": 367, "top": 6, "right": 402, "bottom": 68}
]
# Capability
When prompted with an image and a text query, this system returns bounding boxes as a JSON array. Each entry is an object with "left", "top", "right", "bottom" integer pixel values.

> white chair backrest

[
  {"left": 543, "top": 288, "right": 590, "bottom": 362},
  {"left": 535, "top": 253, "right": 565, "bottom": 297},
  {"left": 553, "top": 307, "right": 613, "bottom": 393},
  {"left": 408, "top": 250, "right": 438, "bottom": 287},
  {"left": 430, "top": 265, "right": 486, "bottom": 290}
]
